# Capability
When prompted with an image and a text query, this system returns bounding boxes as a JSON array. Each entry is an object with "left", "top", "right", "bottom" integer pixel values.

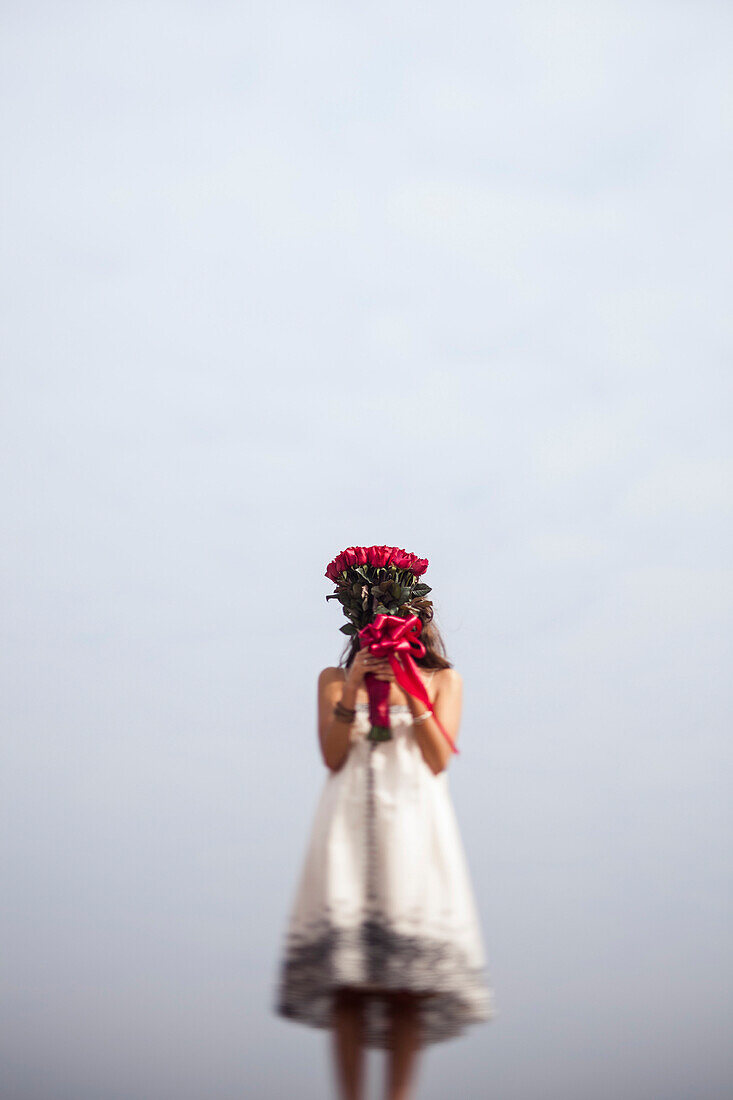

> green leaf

[
  {"left": 413, "top": 583, "right": 432, "bottom": 596},
  {"left": 366, "top": 724, "right": 393, "bottom": 742},
  {"left": 339, "top": 623, "right": 357, "bottom": 635}
]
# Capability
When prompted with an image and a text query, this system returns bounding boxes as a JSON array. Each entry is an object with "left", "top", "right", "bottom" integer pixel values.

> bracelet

[
  {"left": 333, "top": 700, "right": 356, "bottom": 723},
  {"left": 412, "top": 709, "right": 433, "bottom": 725}
]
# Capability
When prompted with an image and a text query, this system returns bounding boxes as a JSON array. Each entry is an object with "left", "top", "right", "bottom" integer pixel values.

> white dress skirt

[{"left": 273, "top": 669, "right": 496, "bottom": 1049}]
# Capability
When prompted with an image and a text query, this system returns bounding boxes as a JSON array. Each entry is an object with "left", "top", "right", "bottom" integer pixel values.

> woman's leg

[
  {"left": 331, "top": 986, "right": 367, "bottom": 1100},
  {"left": 384, "top": 991, "right": 426, "bottom": 1100}
]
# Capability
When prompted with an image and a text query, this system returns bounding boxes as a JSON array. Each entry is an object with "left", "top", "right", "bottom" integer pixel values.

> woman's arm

[
  {"left": 406, "top": 668, "right": 463, "bottom": 775},
  {"left": 317, "top": 667, "right": 358, "bottom": 772}
]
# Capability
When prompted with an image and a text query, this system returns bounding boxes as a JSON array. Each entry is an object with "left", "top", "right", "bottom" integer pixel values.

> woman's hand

[
  {"left": 345, "top": 649, "right": 395, "bottom": 687},
  {"left": 368, "top": 655, "right": 395, "bottom": 681}
]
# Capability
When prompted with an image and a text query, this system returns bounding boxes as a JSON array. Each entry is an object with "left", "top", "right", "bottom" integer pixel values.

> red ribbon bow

[{"left": 358, "top": 613, "right": 460, "bottom": 755}]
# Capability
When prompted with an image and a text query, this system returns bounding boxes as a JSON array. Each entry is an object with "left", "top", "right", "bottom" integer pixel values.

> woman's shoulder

[
  {"left": 318, "top": 666, "right": 345, "bottom": 685},
  {"left": 436, "top": 666, "right": 461, "bottom": 682},
  {"left": 432, "top": 666, "right": 462, "bottom": 692}
]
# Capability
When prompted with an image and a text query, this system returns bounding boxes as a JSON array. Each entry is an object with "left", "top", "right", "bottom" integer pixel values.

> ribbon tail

[{"left": 389, "top": 653, "right": 460, "bottom": 756}]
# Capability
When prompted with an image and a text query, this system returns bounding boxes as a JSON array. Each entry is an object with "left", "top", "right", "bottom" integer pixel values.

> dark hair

[{"left": 339, "top": 607, "right": 453, "bottom": 671}]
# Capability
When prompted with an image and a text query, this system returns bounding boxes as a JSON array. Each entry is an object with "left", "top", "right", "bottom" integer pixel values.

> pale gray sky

[{"left": 1, "top": 3, "right": 732, "bottom": 1098}]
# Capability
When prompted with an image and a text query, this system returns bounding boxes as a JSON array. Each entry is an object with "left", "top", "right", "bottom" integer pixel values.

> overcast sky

[{"left": 1, "top": 3, "right": 732, "bottom": 1098}]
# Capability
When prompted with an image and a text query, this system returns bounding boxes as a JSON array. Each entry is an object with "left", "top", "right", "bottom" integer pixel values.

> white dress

[{"left": 273, "top": 668, "right": 496, "bottom": 1049}]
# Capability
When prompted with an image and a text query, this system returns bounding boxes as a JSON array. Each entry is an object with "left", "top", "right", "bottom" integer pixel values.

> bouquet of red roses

[{"left": 325, "top": 544, "right": 459, "bottom": 755}]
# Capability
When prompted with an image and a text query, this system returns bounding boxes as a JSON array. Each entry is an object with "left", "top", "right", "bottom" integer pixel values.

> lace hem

[{"left": 273, "top": 913, "right": 496, "bottom": 1049}]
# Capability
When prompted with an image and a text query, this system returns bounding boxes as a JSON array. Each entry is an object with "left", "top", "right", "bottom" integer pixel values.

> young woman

[{"left": 273, "top": 552, "right": 495, "bottom": 1100}]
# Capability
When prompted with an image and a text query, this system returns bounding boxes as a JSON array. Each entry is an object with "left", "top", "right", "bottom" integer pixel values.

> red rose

[
  {"left": 325, "top": 550, "right": 350, "bottom": 580},
  {"left": 325, "top": 544, "right": 429, "bottom": 582},
  {"left": 368, "top": 546, "right": 388, "bottom": 567}
]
